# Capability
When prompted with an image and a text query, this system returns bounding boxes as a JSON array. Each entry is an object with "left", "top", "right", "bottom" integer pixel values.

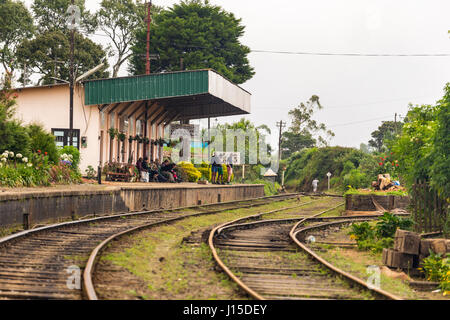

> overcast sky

[{"left": 23, "top": 0, "right": 450, "bottom": 150}]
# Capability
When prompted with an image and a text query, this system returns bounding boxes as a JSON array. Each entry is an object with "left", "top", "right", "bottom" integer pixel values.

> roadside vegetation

[{"left": 0, "top": 75, "right": 81, "bottom": 187}]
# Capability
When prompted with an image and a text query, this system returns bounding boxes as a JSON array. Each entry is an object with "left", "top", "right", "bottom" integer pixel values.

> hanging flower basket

[
  {"left": 108, "top": 128, "right": 118, "bottom": 140},
  {"left": 118, "top": 132, "right": 126, "bottom": 142},
  {"left": 144, "top": 137, "right": 150, "bottom": 145},
  {"left": 128, "top": 136, "right": 134, "bottom": 143}
]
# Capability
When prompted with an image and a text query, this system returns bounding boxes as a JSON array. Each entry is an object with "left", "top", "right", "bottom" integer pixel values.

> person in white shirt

[{"left": 312, "top": 179, "right": 319, "bottom": 192}]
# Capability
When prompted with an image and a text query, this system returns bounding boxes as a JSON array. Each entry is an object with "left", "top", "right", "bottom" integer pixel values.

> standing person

[
  {"left": 226, "top": 154, "right": 233, "bottom": 184},
  {"left": 216, "top": 154, "right": 224, "bottom": 185},
  {"left": 312, "top": 178, "right": 319, "bottom": 193},
  {"left": 211, "top": 152, "right": 217, "bottom": 184}
]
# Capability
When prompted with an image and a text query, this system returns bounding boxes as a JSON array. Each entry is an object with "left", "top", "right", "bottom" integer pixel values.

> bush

[
  {"left": 419, "top": 252, "right": 449, "bottom": 296},
  {"left": 348, "top": 213, "right": 413, "bottom": 253},
  {"left": 27, "top": 124, "right": 59, "bottom": 164},
  {"left": 59, "top": 146, "right": 80, "bottom": 171},
  {"left": 177, "top": 162, "right": 202, "bottom": 182},
  {"left": 248, "top": 179, "right": 280, "bottom": 196},
  {"left": 375, "top": 212, "right": 414, "bottom": 238}
]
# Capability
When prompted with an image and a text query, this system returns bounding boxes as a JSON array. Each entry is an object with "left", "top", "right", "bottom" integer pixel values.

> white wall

[{"left": 14, "top": 84, "right": 100, "bottom": 173}]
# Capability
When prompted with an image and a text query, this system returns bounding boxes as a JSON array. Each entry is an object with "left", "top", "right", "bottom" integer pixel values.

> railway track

[
  {"left": 0, "top": 193, "right": 299, "bottom": 300},
  {"left": 209, "top": 201, "right": 403, "bottom": 300}
]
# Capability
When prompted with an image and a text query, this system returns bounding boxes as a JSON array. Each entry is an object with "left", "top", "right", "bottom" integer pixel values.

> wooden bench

[{"left": 106, "top": 163, "right": 136, "bottom": 182}]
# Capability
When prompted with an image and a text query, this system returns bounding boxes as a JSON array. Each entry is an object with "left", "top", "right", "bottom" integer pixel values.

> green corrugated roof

[{"left": 84, "top": 70, "right": 209, "bottom": 106}]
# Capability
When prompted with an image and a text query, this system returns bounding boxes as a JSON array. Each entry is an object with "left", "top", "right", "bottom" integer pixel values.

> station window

[{"left": 52, "top": 129, "right": 80, "bottom": 149}]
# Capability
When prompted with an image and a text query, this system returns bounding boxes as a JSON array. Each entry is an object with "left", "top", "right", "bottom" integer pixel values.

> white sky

[{"left": 22, "top": 0, "right": 450, "bottom": 150}]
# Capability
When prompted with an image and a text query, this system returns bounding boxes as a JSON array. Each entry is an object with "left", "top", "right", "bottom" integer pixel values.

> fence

[{"left": 411, "top": 181, "right": 448, "bottom": 235}]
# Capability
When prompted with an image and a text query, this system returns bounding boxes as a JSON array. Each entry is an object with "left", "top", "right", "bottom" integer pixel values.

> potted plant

[
  {"left": 108, "top": 128, "right": 118, "bottom": 140},
  {"left": 118, "top": 132, "right": 126, "bottom": 142}
]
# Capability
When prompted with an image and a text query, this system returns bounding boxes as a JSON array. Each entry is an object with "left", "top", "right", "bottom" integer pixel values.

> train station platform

[{"left": 0, "top": 183, "right": 264, "bottom": 229}]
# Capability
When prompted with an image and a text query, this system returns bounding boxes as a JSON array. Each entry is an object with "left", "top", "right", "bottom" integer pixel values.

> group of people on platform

[
  {"left": 210, "top": 152, "right": 233, "bottom": 185},
  {"left": 135, "top": 153, "right": 234, "bottom": 185},
  {"left": 136, "top": 158, "right": 181, "bottom": 183}
]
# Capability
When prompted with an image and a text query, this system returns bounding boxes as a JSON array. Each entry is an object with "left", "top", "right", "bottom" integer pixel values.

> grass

[
  {"left": 344, "top": 189, "right": 408, "bottom": 197},
  {"left": 100, "top": 198, "right": 308, "bottom": 300},
  {"left": 314, "top": 225, "right": 449, "bottom": 300}
]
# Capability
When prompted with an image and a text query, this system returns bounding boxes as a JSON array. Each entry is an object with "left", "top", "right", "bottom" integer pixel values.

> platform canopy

[{"left": 83, "top": 69, "right": 251, "bottom": 124}]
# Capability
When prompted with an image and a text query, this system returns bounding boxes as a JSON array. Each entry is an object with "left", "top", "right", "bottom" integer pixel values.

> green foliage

[
  {"left": 419, "top": 252, "right": 449, "bottom": 296},
  {"left": 348, "top": 213, "right": 413, "bottom": 253},
  {"left": 96, "top": 0, "right": 147, "bottom": 77},
  {"left": 391, "top": 83, "right": 449, "bottom": 199},
  {"left": 31, "top": 0, "right": 97, "bottom": 33},
  {"left": 286, "top": 95, "right": 335, "bottom": 148},
  {"left": 26, "top": 124, "right": 59, "bottom": 164},
  {"left": 85, "top": 165, "right": 97, "bottom": 179},
  {"left": 368, "top": 121, "right": 401, "bottom": 153},
  {"left": 177, "top": 161, "right": 201, "bottom": 182},
  {"left": 248, "top": 179, "right": 280, "bottom": 196},
  {"left": 59, "top": 145, "right": 80, "bottom": 171},
  {"left": 16, "top": 30, "right": 109, "bottom": 85},
  {"left": 284, "top": 146, "right": 376, "bottom": 191},
  {"left": 281, "top": 130, "right": 315, "bottom": 160},
  {"left": 0, "top": 75, "right": 30, "bottom": 156},
  {"left": 0, "top": 0, "right": 34, "bottom": 73},
  {"left": 375, "top": 212, "right": 413, "bottom": 238},
  {"left": 130, "top": 0, "right": 254, "bottom": 84}
]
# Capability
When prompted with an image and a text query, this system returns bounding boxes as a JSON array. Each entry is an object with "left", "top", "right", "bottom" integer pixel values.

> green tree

[
  {"left": 129, "top": 0, "right": 254, "bottom": 84},
  {"left": 281, "top": 130, "right": 316, "bottom": 159},
  {"left": 287, "top": 95, "right": 335, "bottom": 147},
  {"left": 0, "top": 0, "right": 34, "bottom": 73},
  {"left": 0, "top": 74, "right": 30, "bottom": 155},
  {"left": 96, "top": 0, "right": 148, "bottom": 77},
  {"left": 32, "top": 0, "right": 96, "bottom": 33},
  {"left": 16, "top": 30, "right": 109, "bottom": 85},
  {"left": 368, "top": 121, "right": 400, "bottom": 153},
  {"left": 27, "top": 123, "right": 59, "bottom": 164},
  {"left": 391, "top": 83, "right": 449, "bottom": 198}
]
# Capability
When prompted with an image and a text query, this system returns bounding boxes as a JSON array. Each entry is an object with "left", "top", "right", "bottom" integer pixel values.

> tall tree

[
  {"left": 129, "top": 0, "right": 254, "bottom": 84},
  {"left": 96, "top": 0, "right": 147, "bottom": 77},
  {"left": 287, "top": 95, "right": 335, "bottom": 147},
  {"left": 368, "top": 121, "right": 400, "bottom": 153},
  {"left": 16, "top": 31, "right": 109, "bottom": 85},
  {"left": 32, "top": 0, "right": 96, "bottom": 33},
  {"left": 0, "top": 0, "right": 34, "bottom": 74},
  {"left": 281, "top": 130, "right": 316, "bottom": 159}
]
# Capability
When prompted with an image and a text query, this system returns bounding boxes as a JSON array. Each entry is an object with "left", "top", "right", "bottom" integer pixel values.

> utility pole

[
  {"left": 143, "top": 0, "right": 152, "bottom": 158},
  {"left": 276, "top": 121, "right": 286, "bottom": 163},
  {"left": 394, "top": 113, "right": 398, "bottom": 135},
  {"left": 68, "top": 0, "right": 75, "bottom": 147}
]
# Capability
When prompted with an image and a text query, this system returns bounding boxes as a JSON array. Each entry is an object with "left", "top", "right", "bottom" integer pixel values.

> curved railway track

[
  {"left": 209, "top": 201, "right": 403, "bottom": 300},
  {"left": 0, "top": 193, "right": 298, "bottom": 300}
]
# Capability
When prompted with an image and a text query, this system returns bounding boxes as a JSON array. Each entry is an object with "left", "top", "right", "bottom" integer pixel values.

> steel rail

[
  {"left": 208, "top": 200, "right": 343, "bottom": 300},
  {"left": 82, "top": 193, "right": 301, "bottom": 299},
  {"left": 290, "top": 218, "right": 403, "bottom": 300},
  {"left": 0, "top": 193, "right": 298, "bottom": 246}
]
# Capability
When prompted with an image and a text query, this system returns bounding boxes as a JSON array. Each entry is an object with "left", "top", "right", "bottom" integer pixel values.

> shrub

[
  {"left": 59, "top": 146, "right": 81, "bottom": 170},
  {"left": 27, "top": 124, "right": 59, "bottom": 164},
  {"left": 419, "top": 252, "right": 449, "bottom": 296},
  {"left": 375, "top": 212, "right": 414, "bottom": 238},
  {"left": 348, "top": 213, "right": 412, "bottom": 253},
  {"left": 177, "top": 162, "right": 202, "bottom": 182}
]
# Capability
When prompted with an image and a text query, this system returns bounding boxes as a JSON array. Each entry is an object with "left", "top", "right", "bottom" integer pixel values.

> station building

[{"left": 14, "top": 69, "right": 251, "bottom": 171}]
